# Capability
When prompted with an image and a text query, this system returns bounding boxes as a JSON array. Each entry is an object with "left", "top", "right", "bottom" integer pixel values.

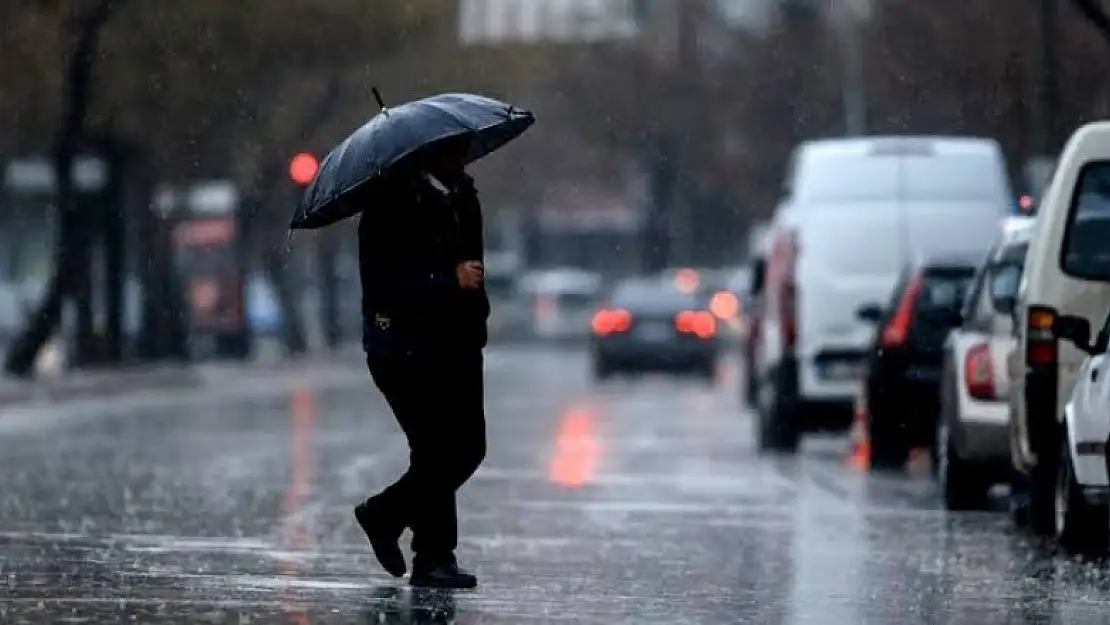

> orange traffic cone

[{"left": 846, "top": 387, "right": 870, "bottom": 471}]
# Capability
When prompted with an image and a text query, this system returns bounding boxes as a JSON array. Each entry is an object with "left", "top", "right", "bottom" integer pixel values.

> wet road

[{"left": 2, "top": 346, "right": 1110, "bottom": 624}]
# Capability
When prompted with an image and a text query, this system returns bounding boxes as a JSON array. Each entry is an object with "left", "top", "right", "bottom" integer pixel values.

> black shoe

[
  {"left": 409, "top": 560, "right": 478, "bottom": 589},
  {"left": 354, "top": 498, "right": 406, "bottom": 578}
]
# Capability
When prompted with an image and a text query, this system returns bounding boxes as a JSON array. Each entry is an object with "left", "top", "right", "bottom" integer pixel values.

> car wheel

[
  {"left": 698, "top": 359, "right": 717, "bottom": 384},
  {"left": 1009, "top": 470, "right": 1031, "bottom": 528},
  {"left": 1055, "top": 439, "right": 1110, "bottom": 557},
  {"left": 755, "top": 364, "right": 800, "bottom": 453},
  {"left": 867, "top": 397, "right": 908, "bottom": 471},
  {"left": 937, "top": 421, "right": 990, "bottom": 511},
  {"left": 592, "top": 358, "right": 614, "bottom": 382}
]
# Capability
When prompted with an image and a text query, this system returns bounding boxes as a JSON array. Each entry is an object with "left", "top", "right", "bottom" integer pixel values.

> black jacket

[{"left": 359, "top": 171, "right": 490, "bottom": 354}]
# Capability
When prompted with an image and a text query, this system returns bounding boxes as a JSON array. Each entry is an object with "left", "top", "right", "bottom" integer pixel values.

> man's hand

[{"left": 456, "top": 261, "right": 484, "bottom": 289}]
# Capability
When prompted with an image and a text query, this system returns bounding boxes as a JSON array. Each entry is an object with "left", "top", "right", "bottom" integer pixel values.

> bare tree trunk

[
  {"left": 316, "top": 231, "right": 341, "bottom": 349},
  {"left": 263, "top": 245, "right": 307, "bottom": 355},
  {"left": 244, "top": 77, "right": 343, "bottom": 355},
  {"left": 3, "top": 0, "right": 125, "bottom": 378}
]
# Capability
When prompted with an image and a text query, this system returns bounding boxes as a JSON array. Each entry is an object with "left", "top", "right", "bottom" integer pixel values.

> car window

[
  {"left": 795, "top": 151, "right": 1008, "bottom": 203},
  {"left": 961, "top": 255, "right": 991, "bottom": 323},
  {"left": 795, "top": 155, "right": 898, "bottom": 203},
  {"left": 901, "top": 155, "right": 1010, "bottom": 201},
  {"left": 610, "top": 283, "right": 699, "bottom": 310},
  {"left": 1061, "top": 162, "right": 1110, "bottom": 281},
  {"left": 554, "top": 291, "right": 596, "bottom": 308},
  {"left": 918, "top": 269, "right": 976, "bottom": 311}
]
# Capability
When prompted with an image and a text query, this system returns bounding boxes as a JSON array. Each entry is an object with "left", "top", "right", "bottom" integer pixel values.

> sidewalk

[{"left": 0, "top": 343, "right": 367, "bottom": 407}]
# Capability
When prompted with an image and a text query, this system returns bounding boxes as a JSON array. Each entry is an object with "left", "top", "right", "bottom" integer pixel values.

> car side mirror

[
  {"left": 856, "top": 303, "right": 884, "bottom": 324},
  {"left": 1095, "top": 330, "right": 1110, "bottom": 354},
  {"left": 991, "top": 294, "right": 1016, "bottom": 316},
  {"left": 1053, "top": 314, "right": 1096, "bottom": 355}
]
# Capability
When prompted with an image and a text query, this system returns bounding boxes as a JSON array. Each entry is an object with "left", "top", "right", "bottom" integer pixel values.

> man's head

[{"left": 426, "top": 135, "right": 469, "bottom": 181}]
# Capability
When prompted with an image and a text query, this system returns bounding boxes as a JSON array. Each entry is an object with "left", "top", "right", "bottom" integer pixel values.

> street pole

[
  {"left": 830, "top": 0, "right": 866, "bottom": 136},
  {"left": 642, "top": 0, "right": 697, "bottom": 272},
  {"left": 1038, "top": 0, "right": 1061, "bottom": 155},
  {"left": 674, "top": 0, "right": 698, "bottom": 264}
]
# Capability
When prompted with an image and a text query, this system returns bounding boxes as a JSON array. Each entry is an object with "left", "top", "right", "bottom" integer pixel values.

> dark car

[
  {"left": 857, "top": 255, "right": 979, "bottom": 469},
  {"left": 590, "top": 278, "right": 720, "bottom": 381}
]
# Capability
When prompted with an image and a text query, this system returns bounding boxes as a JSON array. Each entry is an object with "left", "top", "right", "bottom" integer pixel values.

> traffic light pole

[
  {"left": 1038, "top": 0, "right": 1061, "bottom": 156},
  {"left": 828, "top": 0, "right": 867, "bottom": 136},
  {"left": 640, "top": 0, "right": 695, "bottom": 272}
]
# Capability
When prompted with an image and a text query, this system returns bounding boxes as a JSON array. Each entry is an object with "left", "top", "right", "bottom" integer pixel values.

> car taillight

[
  {"left": 675, "top": 310, "right": 716, "bottom": 339},
  {"left": 964, "top": 343, "right": 996, "bottom": 400},
  {"left": 591, "top": 308, "right": 631, "bottom": 336},
  {"left": 880, "top": 273, "right": 924, "bottom": 348},
  {"left": 1026, "top": 305, "right": 1057, "bottom": 367},
  {"left": 709, "top": 291, "right": 739, "bottom": 320}
]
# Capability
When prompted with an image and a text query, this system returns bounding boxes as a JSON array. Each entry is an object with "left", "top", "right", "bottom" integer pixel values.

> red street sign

[{"left": 289, "top": 153, "right": 319, "bottom": 186}]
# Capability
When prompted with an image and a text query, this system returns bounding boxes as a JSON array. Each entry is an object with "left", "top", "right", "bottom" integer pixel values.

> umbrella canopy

[{"left": 290, "top": 90, "right": 535, "bottom": 230}]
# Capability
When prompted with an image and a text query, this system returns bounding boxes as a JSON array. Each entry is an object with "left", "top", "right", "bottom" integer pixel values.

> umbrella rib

[{"left": 420, "top": 99, "right": 479, "bottom": 133}]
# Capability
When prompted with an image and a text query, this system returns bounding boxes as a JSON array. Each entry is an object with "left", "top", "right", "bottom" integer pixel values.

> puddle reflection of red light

[
  {"left": 548, "top": 408, "right": 602, "bottom": 488},
  {"left": 281, "top": 385, "right": 315, "bottom": 624}
]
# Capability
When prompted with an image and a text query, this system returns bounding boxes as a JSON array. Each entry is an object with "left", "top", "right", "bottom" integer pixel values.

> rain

[{"left": 5, "top": 0, "right": 1110, "bottom": 623}]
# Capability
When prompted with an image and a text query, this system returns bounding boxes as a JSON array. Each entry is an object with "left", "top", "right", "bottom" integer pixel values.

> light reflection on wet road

[{"left": 2, "top": 346, "right": 1110, "bottom": 623}]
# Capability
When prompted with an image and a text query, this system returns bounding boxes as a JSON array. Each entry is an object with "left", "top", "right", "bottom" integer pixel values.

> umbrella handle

[{"left": 372, "top": 87, "right": 386, "bottom": 111}]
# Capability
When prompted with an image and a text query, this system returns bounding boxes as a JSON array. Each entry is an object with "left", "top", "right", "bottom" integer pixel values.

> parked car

[
  {"left": 520, "top": 268, "right": 603, "bottom": 342},
  {"left": 1010, "top": 120, "right": 1110, "bottom": 536},
  {"left": 1049, "top": 311, "right": 1110, "bottom": 556},
  {"left": 483, "top": 251, "right": 527, "bottom": 341},
  {"left": 756, "top": 136, "right": 1011, "bottom": 452},
  {"left": 590, "top": 278, "right": 719, "bottom": 381},
  {"left": 858, "top": 254, "right": 979, "bottom": 469},
  {"left": 936, "top": 217, "right": 1034, "bottom": 509}
]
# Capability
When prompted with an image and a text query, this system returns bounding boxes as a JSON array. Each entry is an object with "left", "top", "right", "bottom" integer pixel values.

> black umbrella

[{"left": 289, "top": 88, "right": 535, "bottom": 230}]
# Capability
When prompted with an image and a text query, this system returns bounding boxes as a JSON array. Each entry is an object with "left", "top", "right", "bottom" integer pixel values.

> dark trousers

[{"left": 367, "top": 348, "right": 486, "bottom": 564}]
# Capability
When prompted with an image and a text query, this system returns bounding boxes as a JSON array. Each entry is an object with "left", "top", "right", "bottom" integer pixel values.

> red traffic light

[{"left": 289, "top": 152, "right": 319, "bottom": 186}]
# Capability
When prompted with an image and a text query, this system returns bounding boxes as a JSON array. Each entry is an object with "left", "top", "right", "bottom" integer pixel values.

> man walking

[{"left": 354, "top": 143, "right": 489, "bottom": 590}]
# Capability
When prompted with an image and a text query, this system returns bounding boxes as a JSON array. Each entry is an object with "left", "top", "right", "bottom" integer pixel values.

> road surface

[{"left": 2, "top": 346, "right": 1108, "bottom": 623}]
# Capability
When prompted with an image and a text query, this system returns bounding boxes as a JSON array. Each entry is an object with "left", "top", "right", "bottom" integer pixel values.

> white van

[
  {"left": 755, "top": 136, "right": 1012, "bottom": 452},
  {"left": 1008, "top": 121, "right": 1110, "bottom": 540}
]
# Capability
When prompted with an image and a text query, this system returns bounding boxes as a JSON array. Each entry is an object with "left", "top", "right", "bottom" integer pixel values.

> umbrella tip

[{"left": 372, "top": 86, "right": 386, "bottom": 111}]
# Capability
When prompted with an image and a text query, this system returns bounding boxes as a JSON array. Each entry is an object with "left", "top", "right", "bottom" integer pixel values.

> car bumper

[
  {"left": 595, "top": 337, "right": 717, "bottom": 368},
  {"left": 957, "top": 420, "right": 1010, "bottom": 461},
  {"left": 868, "top": 366, "right": 942, "bottom": 446}
]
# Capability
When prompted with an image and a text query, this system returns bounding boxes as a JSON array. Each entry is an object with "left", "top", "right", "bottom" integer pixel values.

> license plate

[
  {"left": 823, "top": 361, "right": 864, "bottom": 380},
  {"left": 636, "top": 323, "right": 672, "bottom": 341}
]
